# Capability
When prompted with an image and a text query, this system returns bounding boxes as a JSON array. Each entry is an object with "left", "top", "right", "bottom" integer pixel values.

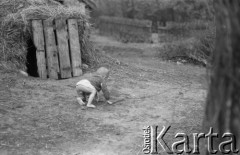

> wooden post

[
  {"left": 55, "top": 19, "right": 72, "bottom": 79},
  {"left": 32, "top": 20, "right": 47, "bottom": 79},
  {"left": 68, "top": 19, "right": 83, "bottom": 77},
  {"left": 43, "top": 20, "right": 59, "bottom": 79}
]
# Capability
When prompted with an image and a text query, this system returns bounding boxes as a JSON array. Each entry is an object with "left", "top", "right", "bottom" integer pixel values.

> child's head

[{"left": 96, "top": 67, "right": 109, "bottom": 79}]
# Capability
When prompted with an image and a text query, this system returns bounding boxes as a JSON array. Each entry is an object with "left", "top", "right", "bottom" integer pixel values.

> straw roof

[{"left": 0, "top": 0, "right": 89, "bottom": 69}]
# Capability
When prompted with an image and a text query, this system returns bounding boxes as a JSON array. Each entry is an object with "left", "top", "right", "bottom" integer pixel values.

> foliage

[
  {"left": 156, "top": 0, "right": 215, "bottom": 65},
  {"left": 94, "top": 0, "right": 215, "bottom": 65},
  {"left": 93, "top": 0, "right": 214, "bottom": 22},
  {"left": 99, "top": 16, "right": 152, "bottom": 43},
  {"left": 160, "top": 21, "right": 215, "bottom": 65}
]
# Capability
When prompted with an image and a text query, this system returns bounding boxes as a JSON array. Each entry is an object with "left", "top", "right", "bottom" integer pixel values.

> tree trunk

[{"left": 204, "top": 0, "right": 240, "bottom": 154}]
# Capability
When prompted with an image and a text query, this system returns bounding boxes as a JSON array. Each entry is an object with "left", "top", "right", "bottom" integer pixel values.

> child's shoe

[
  {"left": 107, "top": 100, "right": 113, "bottom": 104},
  {"left": 86, "top": 104, "right": 96, "bottom": 108}
]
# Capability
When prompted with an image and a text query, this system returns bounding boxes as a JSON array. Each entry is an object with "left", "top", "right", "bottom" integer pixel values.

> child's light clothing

[
  {"left": 75, "top": 69, "right": 110, "bottom": 108},
  {"left": 76, "top": 79, "right": 96, "bottom": 90},
  {"left": 76, "top": 73, "right": 110, "bottom": 100},
  {"left": 76, "top": 79, "right": 96, "bottom": 106},
  {"left": 76, "top": 79, "right": 96, "bottom": 101}
]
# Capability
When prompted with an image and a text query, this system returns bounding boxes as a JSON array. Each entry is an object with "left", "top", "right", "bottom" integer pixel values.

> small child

[{"left": 76, "top": 67, "right": 112, "bottom": 108}]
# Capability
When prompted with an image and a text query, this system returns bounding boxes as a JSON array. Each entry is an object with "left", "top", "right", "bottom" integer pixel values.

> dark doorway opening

[{"left": 26, "top": 39, "right": 39, "bottom": 77}]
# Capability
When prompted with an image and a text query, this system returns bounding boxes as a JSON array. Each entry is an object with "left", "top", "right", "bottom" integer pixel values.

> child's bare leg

[
  {"left": 87, "top": 89, "right": 97, "bottom": 108},
  {"left": 76, "top": 80, "right": 97, "bottom": 108},
  {"left": 82, "top": 92, "right": 88, "bottom": 102},
  {"left": 76, "top": 89, "right": 86, "bottom": 105},
  {"left": 96, "top": 92, "right": 99, "bottom": 102},
  {"left": 77, "top": 97, "right": 85, "bottom": 105}
]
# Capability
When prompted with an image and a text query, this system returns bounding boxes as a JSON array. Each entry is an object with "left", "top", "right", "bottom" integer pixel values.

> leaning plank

[
  {"left": 67, "top": 19, "right": 82, "bottom": 77},
  {"left": 43, "top": 20, "right": 59, "bottom": 79},
  {"left": 32, "top": 20, "right": 47, "bottom": 79},
  {"left": 55, "top": 19, "right": 72, "bottom": 79}
]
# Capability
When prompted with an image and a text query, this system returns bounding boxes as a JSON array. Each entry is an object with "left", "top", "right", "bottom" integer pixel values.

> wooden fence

[
  {"left": 157, "top": 21, "right": 210, "bottom": 42},
  {"left": 99, "top": 16, "right": 152, "bottom": 43},
  {"left": 32, "top": 19, "right": 83, "bottom": 79}
]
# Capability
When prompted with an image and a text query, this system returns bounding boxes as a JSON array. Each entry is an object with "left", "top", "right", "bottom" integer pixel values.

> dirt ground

[{"left": 0, "top": 34, "right": 207, "bottom": 155}]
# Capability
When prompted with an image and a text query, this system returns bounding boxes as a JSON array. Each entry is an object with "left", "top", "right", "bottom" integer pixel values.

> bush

[
  {"left": 160, "top": 38, "right": 193, "bottom": 59},
  {"left": 99, "top": 16, "right": 152, "bottom": 43},
  {"left": 158, "top": 19, "right": 215, "bottom": 66},
  {"left": 160, "top": 27, "right": 215, "bottom": 66}
]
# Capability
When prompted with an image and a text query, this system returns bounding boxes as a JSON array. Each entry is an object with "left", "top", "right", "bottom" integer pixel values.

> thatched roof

[
  {"left": 0, "top": 0, "right": 90, "bottom": 69},
  {"left": 81, "top": 0, "right": 97, "bottom": 10},
  {"left": 54, "top": 0, "right": 96, "bottom": 10},
  {"left": 1, "top": 0, "right": 88, "bottom": 23}
]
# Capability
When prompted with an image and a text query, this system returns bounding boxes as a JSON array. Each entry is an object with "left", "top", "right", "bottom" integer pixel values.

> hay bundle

[{"left": 0, "top": 0, "right": 90, "bottom": 70}]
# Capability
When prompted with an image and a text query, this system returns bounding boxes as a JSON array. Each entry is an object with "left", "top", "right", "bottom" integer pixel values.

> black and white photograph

[{"left": 0, "top": 0, "right": 239, "bottom": 154}]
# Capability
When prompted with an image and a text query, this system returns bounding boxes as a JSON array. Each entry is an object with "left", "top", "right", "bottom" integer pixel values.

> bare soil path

[{"left": 0, "top": 34, "right": 207, "bottom": 155}]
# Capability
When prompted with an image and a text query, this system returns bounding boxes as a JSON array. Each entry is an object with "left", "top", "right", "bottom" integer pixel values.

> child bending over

[{"left": 76, "top": 67, "right": 112, "bottom": 108}]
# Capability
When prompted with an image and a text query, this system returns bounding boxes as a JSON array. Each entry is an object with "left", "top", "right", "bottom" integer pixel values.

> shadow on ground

[{"left": 0, "top": 34, "right": 207, "bottom": 155}]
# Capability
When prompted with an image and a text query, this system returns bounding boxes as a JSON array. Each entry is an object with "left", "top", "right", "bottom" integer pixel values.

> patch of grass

[
  {"left": 158, "top": 21, "right": 215, "bottom": 66},
  {"left": 99, "top": 16, "right": 152, "bottom": 43}
]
